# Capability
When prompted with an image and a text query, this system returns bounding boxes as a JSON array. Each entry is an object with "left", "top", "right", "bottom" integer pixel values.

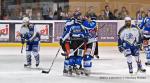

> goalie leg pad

[
  {"left": 32, "top": 45, "right": 40, "bottom": 65},
  {"left": 83, "top": 55, "right": 93, "bottom": 70}
]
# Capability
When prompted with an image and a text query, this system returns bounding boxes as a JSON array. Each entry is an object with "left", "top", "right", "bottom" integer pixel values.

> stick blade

[{"left": 42, "top": 70, "right": 49, "bottom": 74}]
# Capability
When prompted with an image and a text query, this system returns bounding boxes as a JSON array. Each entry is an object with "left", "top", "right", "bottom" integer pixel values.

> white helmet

[
  {"left": 23, "top": 17, "right": 30, "bottom": 23},
  {"left": 124, "top": 16, "right": 131, "bottom": 21}
]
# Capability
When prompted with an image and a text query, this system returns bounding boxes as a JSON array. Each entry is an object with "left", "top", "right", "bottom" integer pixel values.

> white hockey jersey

[{"left": 120, "top": 27, "right": 140, "bottom": 45}]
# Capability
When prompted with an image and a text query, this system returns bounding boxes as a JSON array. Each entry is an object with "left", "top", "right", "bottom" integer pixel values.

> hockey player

[
  {"left": 118, "top": 17, "right": 146, "bottom": 74},
  {"left": 60, "top": 18, "right": 88, "bottom": 76},
  {"left": 20, "top": 17, "right": 41, "bottom": 67},
  {"left": 60, "top": 18, "right": 75, "bottom": 74},
  {"left": 60, "top": 18, "right": 75, "bottom": 56},
  {"left": 82, "top": 16, "right": 98, "bottom": 75},
  {"left": 139, "top": 10, "right": 150, "bottom": 65}
]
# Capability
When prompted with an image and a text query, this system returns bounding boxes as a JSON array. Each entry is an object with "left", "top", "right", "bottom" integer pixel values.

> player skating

[
  {"left": 59, "top": 18, "right": 75, "bottom": 74},
  {"left": 118, "top": 17, "right": 146, "bottom": 74},
  {"left": 20, "top": 17, "right": 41, "bottom": 67}
]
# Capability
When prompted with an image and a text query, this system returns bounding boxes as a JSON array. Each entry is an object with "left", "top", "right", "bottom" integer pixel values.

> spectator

[
  {"left": 136, "top": 8, "right": 144, "bottom": 20},
  {"left": 33, "top": 12, "right": 43, "bottom": 20},
  {"left": 42, "top": 4, "right": 49, "bottom": 20},
  {"left": 141, "top": 11, "right": 146, "bottom": 20},
  {"left": 97, "top": 10, "right": 107, "bottom": 20},
  {"left": 60, "top": 10, "right": 66, "bottom": 20},
  {"left": 2, "top": 14, "right": 9, "bottom": 20},
  {"left": 57, "top": 7, "right": 63, "bottom": 20},
  {"left": 113, "top": 9, "right": 121, "bottom": 20},
  {"left": 47, "top": 11, "right": 53, "bottom": 20},
  {"left": 104, "top": 5, "right": 114, "bottom": 20},
  {"left": 53, "top": 11, "right": 58, "bottom": 20},
  {"left": 119, "top": 6, "right": 129, "bottom": 19},
  {"left": 64, "top": 11, "right": 73, "bottom": 20},
  {"left": 25, "top": 7, "right": 33, "bottom": 19},
  {"left": 85, "top": 6, "right": 97, "bottom": 19},
  {"left": 17, "top": 11, "right": 24, "bottom": 20}
]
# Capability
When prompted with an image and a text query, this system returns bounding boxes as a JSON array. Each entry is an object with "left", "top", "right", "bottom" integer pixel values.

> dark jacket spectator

[
  {"left": 85, "top": 6, "right": 97, "bottom": 19},
  {"left": 119, "top": 6, "right": 129, "bottom": 19},
  {"left": 47, "top": 11, "right": 53, "bottom": 20},
  {"left": 42, "top": 4, "right": 50, "bottom": 20},
  {"left": 104, "top": 5, "right": 114, "bottom": 20},
  {"left": 113, "top": 9, "right": 121, "bottom": 20},
  {"left": 98, "top": 10, "right": 108, "bottom": 20},
  {"left": 136, "top": 8, "right": 145, "bottom": 20},
  {"left": 53, "top": 11, "right": 58, "bottom": 20},
  {"left": 32, "top": 12, "right": 44, "bottom": 20}
]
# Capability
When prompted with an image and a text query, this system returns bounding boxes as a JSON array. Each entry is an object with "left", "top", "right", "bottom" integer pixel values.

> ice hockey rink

[{"left": 0, "top": 46, "right": 150, "bottom": 83}]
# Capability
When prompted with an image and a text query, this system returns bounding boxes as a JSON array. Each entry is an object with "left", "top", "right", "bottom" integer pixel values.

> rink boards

[
  {"left": 0, "top": 42, "right": 117, "bottom": 47},
  {"left": 0, "top": 20, "right": 140, "bottom": 47}
]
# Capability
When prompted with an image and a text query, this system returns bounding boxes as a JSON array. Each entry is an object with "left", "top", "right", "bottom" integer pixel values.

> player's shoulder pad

[
  {"left": 131, "top": 24, "right": 140, "bottom": 30},
  {"left": 82, "top": 20, "right": 89, "bottom": 27},
  {"left": 146, "top": 17, "right": 150, "bottom": 22},
  {"left": 131, "top": 24, "right": 136, "bottom": 28},
  {"left": 118, "top": 25, "right": 126, "bottom": 35},
  {"left": 89, "top": 21, "right": 96, "bottom": 28},
  {"left": 143, "top": 17, "right": 149, "bottom": 23},
  {"left": 65, "top": 20, "right": 74, "bottom": 26}
]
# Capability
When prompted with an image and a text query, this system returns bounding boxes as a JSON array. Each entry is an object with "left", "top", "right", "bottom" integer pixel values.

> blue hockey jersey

[
  {"left": 139, "top": 17, "right": 150, "bottom": 38},
  {"left": 20, "top": 24, "right": 40, "bottom": 45},
  {"left": 61, "top": 22, "right": 88, "bottom": 41}
]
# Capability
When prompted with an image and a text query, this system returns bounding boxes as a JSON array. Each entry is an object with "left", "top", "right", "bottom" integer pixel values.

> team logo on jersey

[
  {"left": 126, "top": 33, "right": 133, "bottom": 39},
  {"left": 72, "top": 26, "right": 82, "bottom": 33}
]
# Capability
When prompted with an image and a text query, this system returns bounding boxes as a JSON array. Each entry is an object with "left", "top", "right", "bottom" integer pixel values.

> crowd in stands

[{"left": 0, "top": 5, "right": 148, "bottom": 20}]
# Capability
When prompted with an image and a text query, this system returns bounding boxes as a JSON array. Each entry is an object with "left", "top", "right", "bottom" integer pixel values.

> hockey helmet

[
  {"left": 23, "top": 17, "right": 30, "bottom": 23},
  {"left": 124, "top": 17, "right": 131, "bottom": 21}
]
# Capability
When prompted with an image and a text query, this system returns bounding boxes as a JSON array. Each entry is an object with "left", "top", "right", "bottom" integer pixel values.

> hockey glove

[{"left": 118, "top": 45, "right": 124, "bottom": 53}]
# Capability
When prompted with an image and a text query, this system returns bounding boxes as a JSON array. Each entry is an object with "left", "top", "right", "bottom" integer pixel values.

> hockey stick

[
  {"left": 42, "top": 42, "right": 84, "bottom": 74},
  {"left": 42, "top": 47, "right": 61, "bottom": 74},
  {"left": 68, "top": 42, "right": 84, "bottom": 56},
  {"left": 100, "top": 24, "right": 106, "bottom": 29},
  {"left": 21, "top": 43, "right": 24, "bottom": 54}
]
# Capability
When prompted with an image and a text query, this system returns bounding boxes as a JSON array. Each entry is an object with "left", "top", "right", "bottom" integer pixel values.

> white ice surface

[{"left": 0, "top": 47, "right": 150, "bottom": 83}]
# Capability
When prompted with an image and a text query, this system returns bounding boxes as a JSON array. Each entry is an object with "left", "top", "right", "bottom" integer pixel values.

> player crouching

[{"left": 118, "top": 17, "right": 146, "bottom": 74}]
